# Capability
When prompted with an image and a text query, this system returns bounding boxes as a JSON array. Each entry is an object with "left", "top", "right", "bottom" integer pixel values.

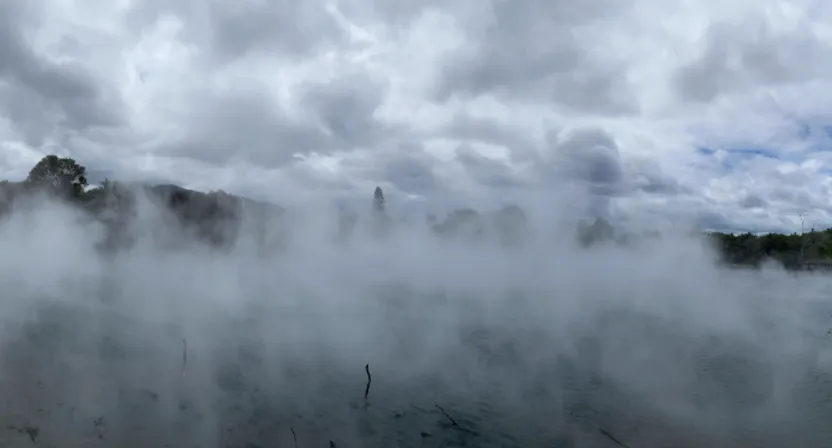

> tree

[
  {"left": 577, "top": 217, "right": 614, "bottom": 247},
  {"left": 370, "top": 186, "right": 391, "bottom": 238},
  {"left": 372, "top": 186, "right": 385, "bottom": 214},
  {"left": 26, "top": 155, "right": 87, "bottom": 198},
  {"left": 434, "top": 208, "right": 483, "bottom": 240}
]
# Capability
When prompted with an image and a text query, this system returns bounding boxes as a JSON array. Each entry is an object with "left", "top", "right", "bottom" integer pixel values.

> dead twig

[
  {"left": 290, "top": 425, "right": 297, "bottom": 448},
  {"left": 364, "top": 363, "right": 372, "bottom": 402},
  {"left": 434, "top": 405, "right": 479, "bottom": 436},
  {"left": 181, "top": 338, "right": 188, "bottom": 377},
  {"left": 7, "top": 425, "right": 39, "bottom": 443},
  {"left": 93, "top": 417, "right": 105, "bottom": 440},
  {"left": 599, "top": 428, "right": 631, "bottom": 448},
  {"left": 434, "top": 405, "right": 458, "bottom": 427}
]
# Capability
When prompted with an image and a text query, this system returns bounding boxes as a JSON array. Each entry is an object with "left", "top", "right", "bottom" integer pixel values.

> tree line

[
  {"left": 0, "top": 155, "right": 532, "bottom": 251},
  {"left": 0, "top": 155, "right": 828, "bottom": 267}
]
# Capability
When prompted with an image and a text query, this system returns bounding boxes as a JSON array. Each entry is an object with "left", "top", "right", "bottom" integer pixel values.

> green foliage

[
  {"left": 707, "top": 229, "right": 832, "bottom": 267},
  {"left": 26, "top": 155, "right": 87, "bottom": 198}
]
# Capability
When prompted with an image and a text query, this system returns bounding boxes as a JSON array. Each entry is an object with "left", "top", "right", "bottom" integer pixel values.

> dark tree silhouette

[
  {"left": 26, "top": 155, "right": 88, "bottom": 198},
  {"left": 370, "top": 186, "right": 391, "bottom": 238},
  {"left": 433, "top": 208, "right": 483, "bottom": 240},
  {"left": 372, "top": 186, "right": 385, "bottom": 214},
  {"left": 3, "top": 154, "right": 832, "bottom": 269},
  {"left": 577, "top": 217, "right": 614, "bottom": 247}
]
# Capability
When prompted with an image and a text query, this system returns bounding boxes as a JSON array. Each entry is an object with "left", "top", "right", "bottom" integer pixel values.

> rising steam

[{"left": 0, "top": 185, "right": 828, "bottom": 448}]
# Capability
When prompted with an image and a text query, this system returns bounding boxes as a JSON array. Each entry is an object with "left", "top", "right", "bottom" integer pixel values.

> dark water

[{"left": 0, "top": 298, "right": 831, "bottom": 447}]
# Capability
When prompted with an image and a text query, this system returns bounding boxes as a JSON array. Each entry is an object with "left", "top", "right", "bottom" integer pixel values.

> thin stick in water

[
  {"left": 364, "top": 363, "right": 372, "bottom": 401},
  {"left": 434, "top": 405, "right": 458, "bottom": 427},
  {"left": 290, "top": 426, "right": 297, "bottom": 448},
  {"left": 7, "top": 425, "right": 39, "bottom": 443},
  {"left": 435, "top": 405, "right": 479, "bottom": 436},
  {"left": 598, "top": 428, "right": 630, "bottom": 448},
  {"left": 181, "top": 338, "right": 188, "bottom": 377}
]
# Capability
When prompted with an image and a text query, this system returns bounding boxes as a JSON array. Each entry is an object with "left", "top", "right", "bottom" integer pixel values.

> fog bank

[{"left": 0, "top": 192, "right": 830, "bottom": 447}]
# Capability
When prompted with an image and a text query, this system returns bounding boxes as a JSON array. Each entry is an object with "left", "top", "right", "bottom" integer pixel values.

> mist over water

[{"left": 1, "top": 193, "right": 831, "bottom": 447}]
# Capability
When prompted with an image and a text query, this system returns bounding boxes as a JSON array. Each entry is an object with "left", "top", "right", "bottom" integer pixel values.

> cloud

[
  {"left": 674, "top": 17, "right": 832, "bottom": 103},
  {"left": 455, "top": 143, "right": 526, "bottom": 189},
  {"left": 297, "top": 72, "right": 392, "bottom": 149},
  {"left": 0, "top": 2, "right": 126, "bottom": 147},
  {"left": 432, "top": 0, "right": 636, "bottom": 115},
  {"left": 2, "top": 0, "right": 832, "bottom": 231}
]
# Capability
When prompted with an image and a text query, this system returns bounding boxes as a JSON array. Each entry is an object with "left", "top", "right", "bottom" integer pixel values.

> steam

[{"left": 0, "top": 190, "right": 829, "bottom": 447}]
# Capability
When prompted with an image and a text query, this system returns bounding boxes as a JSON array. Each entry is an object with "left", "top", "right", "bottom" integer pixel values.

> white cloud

[{"left": 2, "top": 0, "right": 832, "bottom": 231}]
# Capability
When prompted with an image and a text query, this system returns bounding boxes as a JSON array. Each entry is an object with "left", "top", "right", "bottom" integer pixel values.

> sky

[{"left": 1, "top": 0, "right": 832, "bottom": 232}]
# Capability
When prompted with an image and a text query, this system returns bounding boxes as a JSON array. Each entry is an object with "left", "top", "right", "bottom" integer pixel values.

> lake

[{"left": 0, "top": 282, "right": 831, "bottom": 448}]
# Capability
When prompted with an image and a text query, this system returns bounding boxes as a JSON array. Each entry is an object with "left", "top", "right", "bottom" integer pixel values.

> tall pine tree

[
  {"left": 372, "top": 186, "right": 385, "bottom": 215},
  {"left": 371, "top": 186, "right": 388, "bottom": 238}
]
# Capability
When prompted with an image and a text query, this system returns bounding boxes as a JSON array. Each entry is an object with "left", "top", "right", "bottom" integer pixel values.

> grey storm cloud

[
  {"left": 165, "top": 90, "right": 330, "bottom": 167},
  {"left": 0, "top": 2, "right": 125, "bottom": 147},
  {"left": 124, "top": 0, "right": 346, "bottom": 64},
  {"left": 205, "top": 1, "right": 345, "bottom": 61},
  {"left": 338, "top": 142, "right": 441, "bottom": 196},
  {"left": 545, "top": 128, "right": 624, "bottom": 195},
  {"left": 432, "top": 0, "right": 636, "bottom": 115},
  {"left": 534, "top": 127, "right": 626, "bottom": 218},
  {"left": 1, "top": 0, "right": 830, "bottom": 232},
  {"left": 297, "top": 73, "right": 393, "bottom": 148},
  {"left": 675, "top": 18, "right": 832, "bottom": 102},
  {"left": 626, "top": 157, "right": 688, "bottom": 196},
  {"left": 740, "top": 194, "right": 767, "bottom": 209},
  {"left": 335, "top": 0, "right": 453, "bottom": 24},
  {"left": 0, "top": 0, "right": 693, "bottom": 183},
  {"left": 164, "top": 73, "right": 393, "bottom": 168},
  {"left": 381, "top": 146, "right": 440, "bottom": 194},
  {"left": 0, "top": 0, "right": 374, "bottom": 172},
  {"left": 455, "top": 144, "right": 525, "bottom": 189},
  {"left": 441, "top": 113, "right": 540, "bottom": 164}
]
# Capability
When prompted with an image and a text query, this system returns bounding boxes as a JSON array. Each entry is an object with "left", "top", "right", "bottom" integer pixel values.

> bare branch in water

[
  {"left": 7, "top": 425, "right": 39, "bottom": 443},
  {"left": 181, "top": 338, "right": 188, "bottom": 377},
  {"left": 93, "top": 417, "right": 105, "bottom": 440},
  {"left": 435, "top": 404, "right": 458, "bottom": 427},
  {"left": 435, "top": 405, "right": 479, "bottom": 436},
  {"left": 290, "top": 426, "right": 297, "bottom": 448},
  {"left": 364, "top": 363, "right": 372, "bottom": 402},
  {"left": 599, "top": 428, "right": 631, "bottom": 448}
]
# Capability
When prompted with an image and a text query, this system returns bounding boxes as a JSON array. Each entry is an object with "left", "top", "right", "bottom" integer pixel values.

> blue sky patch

[
  {"left": 823, "top": 125, "right": 832, "bottom": 140},
  {"left": 696, "top": 146, "right": 781, "bottom": 172},
  {"left": 696, "top": 147, "right": 779, "bottom": 159},
  {"left": 725, "top": 147, "right": 780, "bottom": 159}
]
